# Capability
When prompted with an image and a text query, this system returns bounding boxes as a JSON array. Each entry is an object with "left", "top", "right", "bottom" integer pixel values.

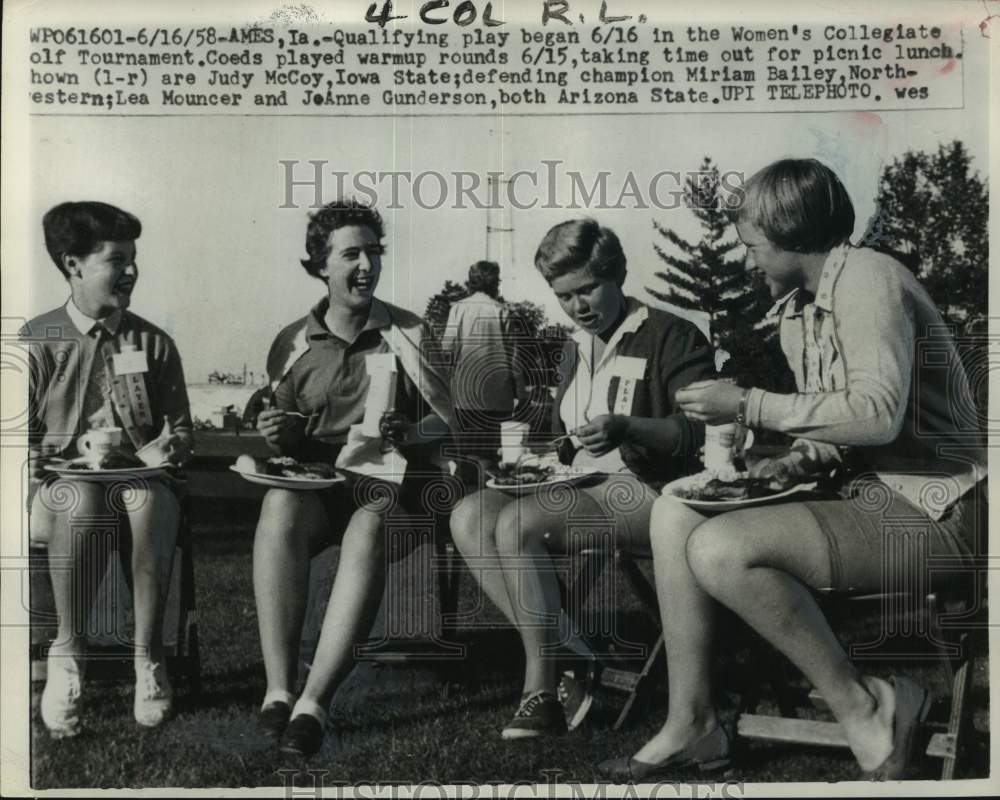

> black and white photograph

[{"left": 1, "top": 0, "right": 995, "bottom": 795}]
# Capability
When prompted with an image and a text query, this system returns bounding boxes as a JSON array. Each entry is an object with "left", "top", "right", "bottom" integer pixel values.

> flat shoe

[
  {"left": 598, "top": 724, "right": 731, "bottom": 782},
  {"left": 280, "top": 713, "right": 324, "bottom": 759},
  {"left": 861, "top": 676, "right": 931, "bottom": 781},
  {"left": 258, "top": 700, "right": 292, "bottom": 742}
]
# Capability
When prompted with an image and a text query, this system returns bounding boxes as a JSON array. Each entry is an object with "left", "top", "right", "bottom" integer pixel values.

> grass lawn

[{"left": 29, "top": 488, "right": 990, "bottom": 789}]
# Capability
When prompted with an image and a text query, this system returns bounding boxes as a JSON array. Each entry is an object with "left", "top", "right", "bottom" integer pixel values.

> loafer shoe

[
  {"left": 861, "top": 676, "right": 931, "bottom": 781},
  {"left": 41, "top": 651, "right": 84, "bottom": 739},
  {"left": 598, "top": 724, "right": 731, "bottom": 782},
  {"left": 134, "top": 661, "right": 174, "bottom": 727},
  {"left": 502, "top": 690, "right": 567, "bottom": 740},
  {"left": 280, "top": 713, "right": 325, "bottom": 758},
  {"left": 259, "top": 700, "right": 293, "bottom": 742}
]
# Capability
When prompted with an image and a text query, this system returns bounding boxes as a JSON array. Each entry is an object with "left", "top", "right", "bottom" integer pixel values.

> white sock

[
  {"left": 291, "top": 696, "right": 328, "bottom": 727},
  {"left": 261, "top": 689, "right": 296, "bottom": 711},
  {"left": 134, "top": 654, "right": 158, "bottom": 672}
]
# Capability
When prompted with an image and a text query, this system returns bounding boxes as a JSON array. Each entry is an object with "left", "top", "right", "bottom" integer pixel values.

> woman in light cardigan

[{"left": 599, "top": 159, "right": 987, "bottom": 782}]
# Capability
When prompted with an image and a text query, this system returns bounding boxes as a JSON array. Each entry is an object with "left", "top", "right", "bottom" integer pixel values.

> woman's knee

[
  {"left": 649, "top": 495, "right": 702, "bottom": 556},
  {"left": 685, "top": 519, "right": 747, "bottom": 591},
  {"left": 494, "top": 503, "right": 548, "bottom": 555},
  {"left": 449, "top": 494, "right": 488, "bottom": 553}
]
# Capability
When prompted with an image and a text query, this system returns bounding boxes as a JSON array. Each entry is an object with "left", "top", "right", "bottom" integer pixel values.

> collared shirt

[
  {"left": 272, "top": 297, "right": 422, "bottom": 455},
  {"left": 440, "top": 292, "right": 516, "bottom": 413},
  {"left": 22, "top": 304, "right": 192, "bottom": 457},
  {"left": 64, "top": 300, "right": 122, "bottom": 429},
  {"left": 560, "top": 298, "right": 650, "bottom": 473},
  {"left": 744, "top": 245, "right": 986, "bottom": 519},
  {"left": 64, "top": 298, "right": 122, "bottom": 337}
]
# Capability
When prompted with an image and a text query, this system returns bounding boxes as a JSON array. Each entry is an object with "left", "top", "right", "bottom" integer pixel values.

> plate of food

[
  {"left": 485, "top": 457, "right": 603, "bottom": 493},
  {"left": 230, "top": 455, "right": 345, "bottom": 490},
  {"left": 663, "top": 470, "right": 817, "bottom": 512},
  {"left": 45, "top": 451, "right": 169, "bottom": 481}
]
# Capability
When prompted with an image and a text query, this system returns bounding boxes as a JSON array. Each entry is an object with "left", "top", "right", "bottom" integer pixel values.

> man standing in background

[{"left": 441, "top": 261, "right": 519, "bottom": 462}]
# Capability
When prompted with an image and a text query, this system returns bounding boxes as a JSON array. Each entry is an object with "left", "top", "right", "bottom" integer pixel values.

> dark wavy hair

[
  {"left": 728, "top": 158, "right": 855, "bottom": 253},
  {"left": 43, "top": 201, "right": 142, "bottom": 278},
  {"left": 300, "top": 199, "right": 385, "bottom": 279},
  {"left": 534, "top": 219, "right": 627, "bottom": 285},
  {"left": 467, "top": 260, "right": 501, "bottom": 297}
]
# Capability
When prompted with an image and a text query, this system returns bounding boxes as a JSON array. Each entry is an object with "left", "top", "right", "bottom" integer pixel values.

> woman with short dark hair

[
  {"left": 598, "top": 159, "right": 987, "bottom": 781},
  {"left": 28, "top": 201, "right": 194, "bottom": 737},
  {"left": 450, "top": 218, "right": 715, "bottom": 740}
]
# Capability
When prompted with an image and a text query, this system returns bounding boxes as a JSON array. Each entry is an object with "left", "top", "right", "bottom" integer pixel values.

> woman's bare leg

[
  {"left": 449, "top": 489, "right": 519, "bottom": 633},
  {"left": 35, "top": 480, "right": 109, "bottom": 660},
  {"left": 685, "top": 504, "right": 894, "bottom": 771},
  {"left": 628, "top": 496, "right": 720, "bottom": 763},
  {"left": 120, "top": 480, "right": 180, "bottom": 665},
  {"left": 451, "top": 488, "right": 598, "bottom": 695},
  {"left": 253, "top": 488, "right": 329, "bottom": 701},
  {"left": 297, "top": 502, "right": 390, "bottom": 710},
  {"left": 493, "top": 478, "right": 656, "bottom": 697}
]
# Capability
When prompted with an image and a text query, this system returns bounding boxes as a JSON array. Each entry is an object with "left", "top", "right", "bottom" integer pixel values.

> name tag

[
  {"left": 611, "top": 356, "right": 646, "bottom": 380},
  {"left": 113, "top": 349, "right": 148, "bottom": 375},
  {"left": 611, "top": 357, "right": 646, "bottom": 415}
]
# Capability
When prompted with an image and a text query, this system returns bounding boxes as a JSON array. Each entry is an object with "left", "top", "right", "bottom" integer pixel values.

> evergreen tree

[
  {"left": 863, "top": 140, "right": 987, "bottom": 323},
  {"left": 649, "top": 157, "right": 790, "bottom": 391}
]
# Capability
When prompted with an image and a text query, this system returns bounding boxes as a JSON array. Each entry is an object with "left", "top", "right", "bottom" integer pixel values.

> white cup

[
  {"left": 703, "top": 424, "right": 754, "bottom": 472},
  {"left": 77, "top": 427, "right": 122, "bottom": 465},
  {"left": 499, "top": 421, "right": 530, "bottom": 464},
  {"left": 362, "top": 353, "right": 398, "bottom": 437}
]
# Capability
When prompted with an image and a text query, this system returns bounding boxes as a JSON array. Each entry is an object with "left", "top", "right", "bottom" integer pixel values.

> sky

[{"left": 9, "top": 2, "right": 991, "bottom": 383}]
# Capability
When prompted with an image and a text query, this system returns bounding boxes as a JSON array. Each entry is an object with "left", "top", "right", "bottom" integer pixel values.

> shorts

[
  {"left": 482, "top": 471, "right": 660, "bottom": 556},
  {"left": 801, "top": 477, "right": 985, "bottom": 592},
  {"left": 315, "top": 470, "right": 461, "bottom": 546}
]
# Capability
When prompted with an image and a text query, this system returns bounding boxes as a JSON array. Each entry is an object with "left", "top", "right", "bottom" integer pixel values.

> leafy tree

[
  {"left": 649, "top": 157, "right": 792, "bottom": 391},
  {"left": 862, "top": 140, "right": 987, "bottom": 323},
  {"left": 504, "top": 299, "right": 547, "bottom": 339}
]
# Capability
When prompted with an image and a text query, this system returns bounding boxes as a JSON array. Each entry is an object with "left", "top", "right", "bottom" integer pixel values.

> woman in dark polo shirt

[
  {"left": 252, "top": 201, "right": 454, "bottom": 759},
  {"left": 450, "top": 219, "right": 715, "bottom": 740}
]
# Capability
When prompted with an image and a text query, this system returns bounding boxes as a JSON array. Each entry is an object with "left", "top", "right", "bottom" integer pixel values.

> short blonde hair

[
  {"left": 729, "top": 159, "right": 855, "bottom": 253},
  {"left": 534, "top": 219, "right": 626, "bottom": 285}
]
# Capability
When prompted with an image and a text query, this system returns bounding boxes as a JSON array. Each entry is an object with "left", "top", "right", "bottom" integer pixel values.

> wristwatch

[{"left": 735, "top": 388, "right": 750, "bottom": 427}]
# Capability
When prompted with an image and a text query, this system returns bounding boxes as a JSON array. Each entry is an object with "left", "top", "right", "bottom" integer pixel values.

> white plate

[
  {"left": 229, "top": 465, "right": 345, "bottom": 490},
  {"left": 663, "top": 473, "right": 817, "bottom": 512},
  {"left": 45, "top": 460, "right": 168, "bottom": 481},
  {"left": 486, "top": 467, "right": 603, "bottom": 493}
]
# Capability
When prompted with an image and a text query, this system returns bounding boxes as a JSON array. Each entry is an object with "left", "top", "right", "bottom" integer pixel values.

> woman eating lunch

[
  {"left": 449, "top": 218, "right": 715, "bottom": 739},
  {"left": 598, "top": 159, "right": 988, "bottom": 781}
]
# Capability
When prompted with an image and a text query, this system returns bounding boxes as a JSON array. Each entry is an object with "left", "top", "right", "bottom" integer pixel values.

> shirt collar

[
  {"left": 306, "top": 296, "right": 392, "bottom": 341},
  {"left": 65, "top": 298, "right": 122, "bottom": 336},
  {"left": 765, "top": 245, "right": 850, "bottom": 320},
  {"left": 571, "top": 296, "right": 648, "bottom": 366}
]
